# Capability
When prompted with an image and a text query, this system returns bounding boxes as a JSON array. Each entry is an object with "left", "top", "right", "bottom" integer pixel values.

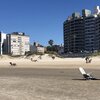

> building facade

[
  {"left": 7, "top": 32, "right": 30, "bottom": 56},
  {"left": 84, "top": 15, "right": 96, "bottom": 52},
  {"left": 64, "top": 13, "right": 84, "bottom": 53},
  {"left": 0, "top": 32, "right": 7, "bottom": 55},
  {"left": 95, "top": 15, "right": 100, "bottom": 50},
  {"left": 30, "top": 42, "right": 45, "bottom": 54},
  {"left": 64, "top": 6, "right": 100, "bottom": 53}
]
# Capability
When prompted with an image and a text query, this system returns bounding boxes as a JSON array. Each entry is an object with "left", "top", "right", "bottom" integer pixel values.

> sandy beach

[
  {"left": 0, "top": 54, "right": 100, "bottom": 69},
  {"left": 0, "top": 55, "right": 100, "bottom": 100}
]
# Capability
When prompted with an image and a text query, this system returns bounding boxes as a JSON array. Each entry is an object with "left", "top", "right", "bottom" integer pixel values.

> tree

[
  {"left": 48, "top": 40, "right": 54, "bottom": 46},
  {"left": 46, "top": 46, "right": 52, "bottom": 51}
]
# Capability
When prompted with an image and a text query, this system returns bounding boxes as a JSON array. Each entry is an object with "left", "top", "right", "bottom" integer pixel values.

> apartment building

[
  {"left": 95, "top": 15, "right": 100, "bottom": 50},
  {"left": 0, "top": 32, "right": 7, "bottom": 55},
  {"left": 30, "top": 42, "right": 45, "bottom": 54},
  {"left": 7, "top": 32, "right": 30, "bottom": 56},
  {"left": 84, "top": 15, "right": 96, "bottom": 52},
  {"left": 64, "top": 12, "right": 84, "bottom": 53},
  {"left": 64, "top": 6, "right": 100, "bottom": 53}
]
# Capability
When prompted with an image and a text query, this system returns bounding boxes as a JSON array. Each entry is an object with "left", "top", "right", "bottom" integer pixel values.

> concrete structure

[
  {"left": 64, "top": 13, "right": 84, "bottom": 53},
  {"left": 95, "top": 15, "right": 100, "bottom": 50},
  {"left": 30, "top": 42, "right": 45, "bottom": 54},
  {"left": 64, "top": 6, "right": 100, "bottom": 53},
  {"left": 94, "top": 6, "right": 100, "bottom": 15},
  {"left": 84, "top": 15, "right": 96, "bottom": 52},
  {"left": 72, "top": 12, "right": 80, "bottom": 18},
  {"left": 82, "top": 9, "right": 91, "bottom": 17},
  {"left": 0, "top": 32, "right": 7, "bottom": 55},
  {"left": 7, "top": 32, "right": 30, "bottom": 56},
  {"left": 56, "top": 45, "right": 64, "bottom": 54}
]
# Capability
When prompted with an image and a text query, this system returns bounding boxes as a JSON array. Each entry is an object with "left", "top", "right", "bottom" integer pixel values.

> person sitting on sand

[
  {"left": 85, "top": 56, "right": 89, "bottom": 63},
  {"left": 85, "top": 56, "right": 92, "bottom": 63},
  {"left": 89, "top": 58, "right": 92, "bottom": 63}
]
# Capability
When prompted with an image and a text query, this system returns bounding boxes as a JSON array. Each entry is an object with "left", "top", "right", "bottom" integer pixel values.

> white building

[
  {"left": 7, "top": 32, "right": 30, "bottom": 56},
  {"left": 58, "top": 46, "right": 64, "bottom": 54},
  {"left": 0, "top": 32, "right": 6, "bottom": 55},
  {"left": 94, "top": 6, "right": 100, "bottom": 15},
  {"left": 30, "top": 42, "right": 45, "bottom": 54}
]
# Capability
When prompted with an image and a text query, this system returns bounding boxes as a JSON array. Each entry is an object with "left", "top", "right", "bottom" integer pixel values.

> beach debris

[{"left": 79, "top": 67, "right": 96, "bottom": 80}]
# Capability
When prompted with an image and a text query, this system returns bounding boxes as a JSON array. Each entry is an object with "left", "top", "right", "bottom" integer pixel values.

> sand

[
  {"left": 0, "top": 54, "right": 100, "bottom": 69},
  {"left": 0, "top": 55, "right": 100, "bottom": 100},
  {"left": 0, "top": 68, "right": 99, "bottom": 100}
]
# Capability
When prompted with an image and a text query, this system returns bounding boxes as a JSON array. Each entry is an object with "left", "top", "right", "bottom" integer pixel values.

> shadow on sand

[{"left": 72, "top": 78, "right": 100, "bottom": 81}]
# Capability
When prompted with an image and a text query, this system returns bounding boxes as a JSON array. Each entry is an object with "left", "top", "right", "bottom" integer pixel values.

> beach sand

[
  {"left": 0, "top": 54, "right": 100, "bottom": 69},
  {"left": 0, "top": 55, "right": 100, "bottom": 100}
]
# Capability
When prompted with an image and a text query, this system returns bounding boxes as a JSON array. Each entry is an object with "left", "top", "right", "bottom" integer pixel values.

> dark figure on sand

[
  {"left": 52, "top": 56, "right": 55, "bottom": 60},
  {"left": 31, "top": 58, "right": 38, "bottom": 62},
  {"left": 9, "top": 62, "right": 16, "bottom": 66},
  {"left": 85, "top": 57, "right": 92, "bottom": 63}
]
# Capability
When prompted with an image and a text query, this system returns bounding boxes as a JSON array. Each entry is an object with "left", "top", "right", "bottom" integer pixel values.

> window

[
  {"left": 12, "top": 38, "right": 16, "bottom": 42},
  {"left": 18, "top": 37, "right": 21, "bottom": 42}
]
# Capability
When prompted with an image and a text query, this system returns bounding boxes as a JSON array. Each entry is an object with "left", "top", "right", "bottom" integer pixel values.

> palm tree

[{"left": 48, "top": 40, "right": 54, "bottom": 46}]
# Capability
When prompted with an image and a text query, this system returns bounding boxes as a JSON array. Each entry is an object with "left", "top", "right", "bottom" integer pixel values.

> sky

[{"left": 0, "top": 0, "right": 100, "bottom": 46}]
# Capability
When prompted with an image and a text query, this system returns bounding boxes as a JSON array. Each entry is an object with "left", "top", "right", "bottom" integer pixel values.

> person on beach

[
  {"left": 85, "top": 56, "right": 89, "bottom": 63},
  {"left": 85, "top": 56, "right": 92, "bottom": 63}
]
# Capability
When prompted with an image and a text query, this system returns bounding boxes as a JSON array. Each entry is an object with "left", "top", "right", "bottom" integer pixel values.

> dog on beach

[
  {"left": 9, "top": 62, "right": 16, "bottom": 66},
  {"left": 31, "top": 58, "right": 38, "bottom": 62}
]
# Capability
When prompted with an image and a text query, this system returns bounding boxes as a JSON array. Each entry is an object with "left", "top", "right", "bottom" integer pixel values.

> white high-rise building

[
  {"left": 7, "top": 32, "right": 30, "bottom": 56},
  {"left": 0, "top": 32, "right": 6, "bottom": 55},
  {"left": 94, "top": 6, "right": 100, "bottom": 15}
]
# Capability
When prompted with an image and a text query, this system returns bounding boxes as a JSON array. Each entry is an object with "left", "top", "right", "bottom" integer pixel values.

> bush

[
  {"left": 91, "top": 51, "right": 100, "bottom": 56},
  {"left": 45, "top": 51, "right": 57, "bottom": 55},
  {"left": 36, "top": 52, "right": 44, "bottom": 55}
]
